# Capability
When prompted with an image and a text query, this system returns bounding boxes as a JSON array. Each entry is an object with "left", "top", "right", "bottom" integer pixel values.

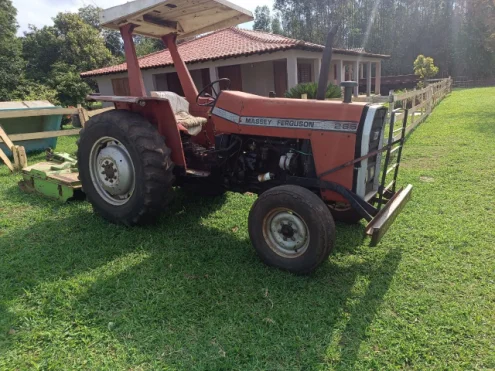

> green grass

[{"left": 1, "top": 88, "right": 494, "bottom": 370}]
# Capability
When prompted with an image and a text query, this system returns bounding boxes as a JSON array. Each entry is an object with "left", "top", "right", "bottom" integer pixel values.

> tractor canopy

[{"left": 99, "top": 0, "right": 253, "bottom": 39}]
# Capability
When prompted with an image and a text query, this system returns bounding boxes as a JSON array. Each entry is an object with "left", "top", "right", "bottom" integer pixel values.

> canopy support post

[
  {"left": 120, "top": 24, "right": 147, "bottom": 97},
  {"left": 162, "top": 34, "right": 199, "bottom": 105}
]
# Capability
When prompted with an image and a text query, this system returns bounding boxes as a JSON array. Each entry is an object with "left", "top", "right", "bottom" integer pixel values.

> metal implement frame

[
  {"left": 376, "top": 109, "right": 409, "bottom": 209},
  {"left": 309, "top": 108, "right": 413, "bottom": 245}
]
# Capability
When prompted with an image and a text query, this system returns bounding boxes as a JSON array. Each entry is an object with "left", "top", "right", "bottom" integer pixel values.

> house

[{"left": 81, "top": 28, "right": 390, "bottom": 100}]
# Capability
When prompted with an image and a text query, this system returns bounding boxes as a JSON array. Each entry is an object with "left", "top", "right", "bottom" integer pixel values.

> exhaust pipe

[
  {"left": 340, "top": 81, "right": 358, "bottom": 103},
  {"left": 316, "top": 25, "right": 339, "bottom": 101}
]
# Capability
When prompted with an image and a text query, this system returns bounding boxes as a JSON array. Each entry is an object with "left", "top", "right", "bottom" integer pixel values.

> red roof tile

[{"left": 81, "top": 28, "right": 390, "bottom": 78}]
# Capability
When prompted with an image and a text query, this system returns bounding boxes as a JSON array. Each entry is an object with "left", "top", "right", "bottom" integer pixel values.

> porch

[{"left": 97, "top": 50, "right": 384, "bottom": 99}]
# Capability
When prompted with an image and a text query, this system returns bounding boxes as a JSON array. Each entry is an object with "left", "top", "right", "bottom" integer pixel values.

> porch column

[
  {"left": 120, "top": 24, "right": 146, "bottom": 97},
  {"left": 313, "top": 58, "right": 321, "bottom": 83},
  {"left": 209, "top": 66, "right": 219, "bottom": 96},
  {"left": 375, "top": 61, "right": 382, "bottom": 95},
  {"left": 336, "top": 59, "right": 343, "bottom": 85},
  {"left": 287, "top": 55, "right": 298, "bottom": 89},
  {"left": 366, "top": 62, "right": 372, "bottom": 97},
  {"left": 330, "top": 63, "right": 337, "bottom": 84},
  {"left": 360, "top": 63, "right": 364, "bottom": 79},
  {"left": 354, "top": 60, "right": 360, "bottom": 97}
]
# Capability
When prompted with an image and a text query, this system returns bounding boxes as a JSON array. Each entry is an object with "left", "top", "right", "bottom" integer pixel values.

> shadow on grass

[
  {"left": 470, "top": 114, "right": 495, "bottom": 136},
  {"left": 0, "top": 189, "right": 402, "bottom": 369}
]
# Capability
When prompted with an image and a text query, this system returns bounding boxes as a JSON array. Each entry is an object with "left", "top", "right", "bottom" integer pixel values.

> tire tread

[{"left": 77, "top": 109, "right": 175, "bottom": 226}]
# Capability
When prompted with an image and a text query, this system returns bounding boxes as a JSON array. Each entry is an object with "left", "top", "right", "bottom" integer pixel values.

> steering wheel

[{"left": 196, "top": 78, "right": 231, "bottom": 107}]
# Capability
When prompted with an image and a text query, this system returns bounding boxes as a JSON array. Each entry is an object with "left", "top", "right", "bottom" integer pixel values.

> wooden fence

[
  {"left": 0, "top": 105, "right": 113, "bottom": 144},
  {"left": 356, "top": 77, "right": 453, "bottom": 139},
  {"left": 390, "top": 78, "right": 452, "bottom": 137}
]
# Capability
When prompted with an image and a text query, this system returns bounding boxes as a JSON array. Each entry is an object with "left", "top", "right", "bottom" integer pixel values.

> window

[
  {"left": 154, "top": 74, "right": 168, "bottom": 91},
  {"left": 166, "top": 73, "right": 185, "bottom": 96},
  {"left": 297, "top": 63, "right": 312, "bottom": 84}
]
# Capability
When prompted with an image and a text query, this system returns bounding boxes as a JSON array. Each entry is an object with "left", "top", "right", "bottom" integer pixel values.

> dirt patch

[
  {"left": 401, "top": 148, "right": 447, "bottom": 171},
  {"left": 419, "top": 176, "right": 435, "bottom": 182}
]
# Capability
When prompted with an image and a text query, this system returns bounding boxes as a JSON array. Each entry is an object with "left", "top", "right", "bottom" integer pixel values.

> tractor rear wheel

[
  {"left": 77, "top": 110, "right": 174, "bottom": 226},
  {"left": 248, "top": 185, "right": 335, "bottom": 274}
]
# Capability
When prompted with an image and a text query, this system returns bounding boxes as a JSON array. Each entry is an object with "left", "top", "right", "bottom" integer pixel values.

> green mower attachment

[{"left": 18, "top": 149, "right": 83, "bottom": 202}]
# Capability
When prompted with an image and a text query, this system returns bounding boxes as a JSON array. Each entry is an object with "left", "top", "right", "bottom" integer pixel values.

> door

[
  {"left": 166, "top": 72, "right": 185, "bottom": 96},
  {"left": 218, "top": 65, "right": 242, "bottom": 91},
  {"left": 200, "top": 68, "right": 212, "bottom": 94},
  {"left": 111, "top": 78, "right": 130, "bottom": 96},
  {"left": 273, "top": 61, "right": 288, "bottom": 97}
]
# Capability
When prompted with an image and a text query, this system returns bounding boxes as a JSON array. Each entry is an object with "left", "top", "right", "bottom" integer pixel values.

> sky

[{"left": 13, "top": 0, "right": 274, "bottom": 36}]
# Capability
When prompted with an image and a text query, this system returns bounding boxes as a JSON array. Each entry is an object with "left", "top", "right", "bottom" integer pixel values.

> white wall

[
  {"left": 94, "top": 76, "right": 115, "bottom": 96},
  {"left": 94, "top": 75, "right": 122, "bottom": 107},
  {"left": 241, "top": 61, "right": 275, "bottom": 96}
]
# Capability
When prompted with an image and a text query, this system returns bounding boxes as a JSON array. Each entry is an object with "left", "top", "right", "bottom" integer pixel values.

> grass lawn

[{"left": 1, "top": 88, "right": 494, "bottom": 370}]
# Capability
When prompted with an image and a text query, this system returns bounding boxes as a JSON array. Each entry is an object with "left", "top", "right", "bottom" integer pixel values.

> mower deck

[{"left": 19, "top": 159, "right": 82, "bottom": 202}]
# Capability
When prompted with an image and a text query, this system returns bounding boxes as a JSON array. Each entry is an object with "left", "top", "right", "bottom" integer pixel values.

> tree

[
  {"left": 274, "top": 0, "right": 494, "bottom": 79},
  {"left": 50, "top": 62, "right": 91, "bottom": 106},
  {"left": 271, "top": 15, "right": 283, "bottom": 35},
  {"left": 22, "top": 25, "right": 62, "bottom": 82},
  {"left": 254, "top": 5, "right": 271, "bottom": 32},
  {"left": 0, "top": 0, "right": 24, "bottom": 100},
  {"left": 134, "top": 35, "right": 164, "bottom": 57},
  {"left": 78, "top": 5, "right": 123, "bottom": 58},
  {"left": 19, "top": 11, "right": 116, "bottom": 106},
  {"left": 53, "top": 12, "right": 115, "bottom": 73},
  {"left": 414, "top": 55, "right": 439, "bottom": 87},
  {"left": 11, "top": 77, "right": 59, "bottom": 104}
]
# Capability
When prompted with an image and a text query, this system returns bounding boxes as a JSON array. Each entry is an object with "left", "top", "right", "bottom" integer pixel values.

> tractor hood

[{"left": 99, "top": 0, "right": 253, "bottom": 39}]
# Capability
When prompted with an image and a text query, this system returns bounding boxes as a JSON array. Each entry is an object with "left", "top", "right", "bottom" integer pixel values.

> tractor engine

[{"left": 213, "top": 134, "right": 315, "bottom": 193}]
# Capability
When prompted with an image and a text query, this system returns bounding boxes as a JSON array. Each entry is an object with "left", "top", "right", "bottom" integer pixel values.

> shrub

[
  {"left": 285, "top": 82, "right": 341, "bottom": 99},
  {"left": 413, "top": 55, "right": 439, "bottom": 88},
  {"left": 11, "top": 78, "right": 60, "bottom": 105}
]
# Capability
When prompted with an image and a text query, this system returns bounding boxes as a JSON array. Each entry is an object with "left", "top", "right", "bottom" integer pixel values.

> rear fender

[{"left": 87, "top": 95, "right": 186, "bottom": 167}]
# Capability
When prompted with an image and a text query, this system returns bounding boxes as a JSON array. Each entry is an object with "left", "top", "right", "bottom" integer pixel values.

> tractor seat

[{"left": 150, "top": 91, "right": 207, "bottom": 135}]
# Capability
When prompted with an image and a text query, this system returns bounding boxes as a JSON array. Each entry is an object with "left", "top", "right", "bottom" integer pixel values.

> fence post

[
  {"left": 387, "top": 89, "right": 395, "bottom": 130},
  {"left": 428, "top": 86, "right": 434, "bottom": 114},
  {"left": 388, "top": 90, "right": 395, "bottom": 109}
]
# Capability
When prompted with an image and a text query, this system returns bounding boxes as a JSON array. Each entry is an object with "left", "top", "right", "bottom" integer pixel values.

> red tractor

[{"left": 78, "top": 0, "right": 412, "bottom": 274}]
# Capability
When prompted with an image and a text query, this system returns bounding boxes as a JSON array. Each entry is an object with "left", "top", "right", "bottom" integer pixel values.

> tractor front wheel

[
  {"left": 77, "top": 110, "right": 174, "bottom": 226},
  {"left": 328, "top": 203, "right": 363, "bottom": 224},
  {"left": 248, "top": 185, "right": 335, "bottom": 274}
]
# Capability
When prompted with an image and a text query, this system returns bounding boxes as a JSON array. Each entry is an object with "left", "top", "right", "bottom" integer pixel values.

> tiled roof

[{"left": 81, "top": 28, "right": 390, "bottom": 77}]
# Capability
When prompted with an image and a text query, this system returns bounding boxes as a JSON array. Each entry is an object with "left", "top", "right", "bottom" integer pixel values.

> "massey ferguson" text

[
  {"left": 244, "top": 117, "right": 315, "bottom": 128},
  {"left": 232, "top": 114, "right": 359, "bottom": 132}
]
